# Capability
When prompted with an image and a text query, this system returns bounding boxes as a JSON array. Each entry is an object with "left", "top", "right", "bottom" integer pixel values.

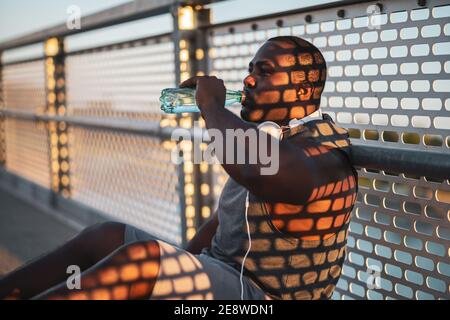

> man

[{"left": 0, "top": 36, "right": 357, "bottom": 300}]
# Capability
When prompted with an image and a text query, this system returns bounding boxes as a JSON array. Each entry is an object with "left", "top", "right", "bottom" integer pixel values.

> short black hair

[{"left": 267, "top": 35, "right": 327, "bottom": 84}]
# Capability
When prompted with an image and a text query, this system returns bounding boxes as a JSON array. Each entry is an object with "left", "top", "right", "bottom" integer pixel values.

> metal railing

[{"left": 0, "top": 0, "right": 449, "bottom": 300}]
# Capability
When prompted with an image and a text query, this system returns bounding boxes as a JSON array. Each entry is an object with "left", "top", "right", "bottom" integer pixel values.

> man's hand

[{"left": 180, "top": 75, "right": 226, "bottom": 111}]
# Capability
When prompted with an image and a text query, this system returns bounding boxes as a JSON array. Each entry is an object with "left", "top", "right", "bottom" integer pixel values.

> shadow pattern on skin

[
  {"left": 35, "top": 240, "right": 218, "bottom": 300},
  {"left": 229, "top": 117, "right": 358, "bottom": 300}
]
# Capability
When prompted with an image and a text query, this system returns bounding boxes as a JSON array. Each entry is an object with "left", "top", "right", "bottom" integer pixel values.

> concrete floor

[{"left": 0, "top": 189, "right": 78, "bottom": 276}]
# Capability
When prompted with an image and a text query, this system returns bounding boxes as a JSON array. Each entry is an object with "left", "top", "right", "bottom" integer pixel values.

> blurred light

[
  {"left": 179, "top": 6, "right": 195, "bottom": 30},
  {"left": 200, "top": 162, "right": 208, "bottom": 173},
  {"left": 180, "top": 49, "right": 189, "bottom": 62},
  {"left": 202, "top": 206, "right": 211, "bottom": 219},
  {"left": 184, "top": 162, "right": 194, "bottom": 173},
  {"left": 185, "top": 183, "right": 194, "bottom": 196},
  {"left": 45, "top": 38, "right": 60, "bottom": 56},
  {"left": 195, "top": 49, "right": 204, "bottom": 60},
  {"left": 187, "top": 227, "right": 196, "bottom": 240},
  {"left": 201, "top": 183, "right": 210, "bottom": 196},
  {"left": 181, "top": 72, "right": 190, "bottom": 82},
  {"left": 61, "top": 175, "right": 70, "bottom": 186}
]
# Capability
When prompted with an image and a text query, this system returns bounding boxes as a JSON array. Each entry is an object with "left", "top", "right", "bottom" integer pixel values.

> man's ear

[{"left": 297, "top": 81, "right": 314, "bottom": 101}]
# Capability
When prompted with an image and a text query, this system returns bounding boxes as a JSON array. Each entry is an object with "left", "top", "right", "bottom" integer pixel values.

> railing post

[
  {"left": 171, "top": 3, "right": 190, "bottom": 247},
  {"left": 171, "top": 3, "right": 213, "bottom": 246},
  {"left": 0, "top": 51, "right": 5, "bottom": 167},
  {"left": 44, "top": 38, "right": 71, "bottom": 198},
  {"left": 192, "top": 5, "right": 216, "bottom": 229}
]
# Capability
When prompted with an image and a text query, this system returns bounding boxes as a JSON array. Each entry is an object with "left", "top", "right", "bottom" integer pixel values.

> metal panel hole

[
  {"left": 415, "top": 255, "right": 435, "bottom": 271},
  {"left": 383, "top": 198, "right": 401, "bottom": 211},
  {"left": 394, "top": 249, "right": 413, "bottom": 265},
  {"left": 365, "top": 226, "right": 382, "bottom": 240},
  {"left": 384, "top": 231, "right": 402, "bottom": 245},
  {"left": 437, "top": 262, "right": 450, "bottom": 277},
  {"left": 342, "top": 265, "right": 356, "bottom": 278},
  {"left": 414, "top": 220, "right": 434, "bottom": 236},
  {"left": 425, "top": 204, "right": 446, "bottom": 220},
  {"left": 358, "top": 177, "right": 371, "bottom": 189},
  {"left": 365, "top": 193, "right": 381, "bottom": 207},
  {"left": 413, "top": 186, "right": 433, "bottom": 200},
  {"left": 379, "top": 277, "right": 393, "bottom": 292},
  {"left": 348, "top": 128, "right": 361, "bottom": 138},
  {"left": 405, "top": 270, "right": 424, "bottom": 285},
  {"left": 436, "top": 226, "right": 450, "bottom": 240},
  {"left": 375, "top": 244, "right": 392, "bottom": 259},
  {"left": 374, "top": 211, "right": 391, "bottom": 226},
  {"left": 404, "top": 201, "right": 422, "bottom": 216},
  {"left": 364, "top": 129, "right": 379, "bottom": 140},
  {"left": 373, "top": 179, "right": 390, "bottom": 192},
  {"left": 416, "top": 290, "right": 435, "bottom": 300},
  {"left": 404, "top": 235, "right": 423, "bottom": 250},
  {"left": 382, "top": 131, "right": 399, "bottom": 142},
  {"left": 349, "top": 221, "right": 364, "bottom": 234},
  {"left": 435, "top": 189, "right": 450, "bottom": 204},
  {"left": 426, "top": 276, "right": 446, "bottom": 293},
  {"left": 349, "top": 283, "right": 365, "bottom": 297},
  {"left": 356, "top": 207, "right": 373, "bottom": 222},
  {"left": 393, "top": 216, "right": 412, "bottom": 231},
  {"left": 401, "top": 132, "right": 420, "bottom": 144},
  {"left": 367, "top": 290, "right": 383, "bottom": 300},
  {"left": 393, "top": 182, "right": 411, "bottom": 197},
  {"left": 395, "top": 283, "right": 413, "bottom": 299},
  {"left": 423, "top": 134, "right": 443, "bottom": 146},
  {"left": 424, "top": 176, "right": 445, "bottom": 183},
  {"left": 385, "top": 263, "right": 403, "bottom": 279},
  {"left": 425, "top": 241, "right": 445, "bottom": 257},
  {"left": 348, "top": 252, "right": 364, "bottom": 266}
]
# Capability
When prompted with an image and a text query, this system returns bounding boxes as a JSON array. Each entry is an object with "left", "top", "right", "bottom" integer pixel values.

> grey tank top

[
  {"left": 202, "top": 177, "right": 248, "bottom": 270},
  {"left": 201, "top": 114, "right": 358, "bottom": 300}
]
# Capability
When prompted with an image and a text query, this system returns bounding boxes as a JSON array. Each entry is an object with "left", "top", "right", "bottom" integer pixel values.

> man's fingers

[{"left": 179, "top": 76, "right": 203, "bottom": 88}]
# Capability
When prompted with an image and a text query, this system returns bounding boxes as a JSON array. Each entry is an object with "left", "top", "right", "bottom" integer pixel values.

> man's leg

[
  {"left": 0, "top": 222, "right": 125, "bottom": 299},
  {"left": 33, "top": 240, "right": 161, "bottom": 300}
]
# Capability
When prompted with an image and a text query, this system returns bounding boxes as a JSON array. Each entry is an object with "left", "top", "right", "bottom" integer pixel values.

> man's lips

[{"left": 242, "top": 89, "right": 253, "bottom": 107}]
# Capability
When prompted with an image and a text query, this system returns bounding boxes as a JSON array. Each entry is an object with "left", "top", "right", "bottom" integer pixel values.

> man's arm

[
  {"left": 180, "top": 76, "right": 346, "bottom": 205},
  {"left": 184, "top": 210, "right": 219, "bottom": 254}
]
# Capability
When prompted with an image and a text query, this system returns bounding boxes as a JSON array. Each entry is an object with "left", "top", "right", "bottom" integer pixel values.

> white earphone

[
  {"left": 256, "top": 109, "right": 323, "bottom": 141},
  {"left": 239, "top": 108, "right": 323, "bottom": 299},
  {"left": 240, "top": 191, "right": 251, "bottom": 300}
]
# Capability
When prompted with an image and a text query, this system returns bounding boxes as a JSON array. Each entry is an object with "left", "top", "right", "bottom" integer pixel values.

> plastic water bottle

[{"left": 159, "top": 88, "right": 243, "bottom": 113}]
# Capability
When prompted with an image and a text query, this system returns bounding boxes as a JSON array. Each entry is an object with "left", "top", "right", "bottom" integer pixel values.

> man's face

[{"left": 241, "top": 40, "right": 325, "bottom": 125}]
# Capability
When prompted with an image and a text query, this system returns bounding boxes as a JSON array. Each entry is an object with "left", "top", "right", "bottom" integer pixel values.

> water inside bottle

[{"left": 160, "top": 88, "right": 243, "bottom": 114}]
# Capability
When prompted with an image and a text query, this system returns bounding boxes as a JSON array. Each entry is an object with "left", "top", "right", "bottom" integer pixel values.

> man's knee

[
  {"left": 80, "top": 222, "right": 125, "bottom": 241},
  {"left": 77, "top": 222, "right": 126, "bottom": 260}
]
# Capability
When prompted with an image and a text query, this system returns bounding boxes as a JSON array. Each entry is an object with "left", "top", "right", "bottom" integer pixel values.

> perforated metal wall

[
  {"left": 207, "top": 0, "right": 450, "bottom": 299},
  {"left": 65, "top": 36, "right": 182, "bottom": 244},
  {"left": 68, "top": 127, "right": 182, "bottom": 244},
  {"left": 0, "top": 0, "right": 448, "bottom": 300},
  {"left": 65, "top": 35, "right": 175, "bottom": 123},
  {"left": 2, "top": 60, "right": 50, "bottom": 188}
]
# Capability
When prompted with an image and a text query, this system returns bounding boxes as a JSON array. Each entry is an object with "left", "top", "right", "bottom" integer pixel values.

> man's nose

[{"left": 244, "top": 75, "right": 256, "bottom": 88}]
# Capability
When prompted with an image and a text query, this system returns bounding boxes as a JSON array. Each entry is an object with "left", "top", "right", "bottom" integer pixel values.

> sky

[
  {"left": 0, "top": 0, "right": 338, "bottom": 62},
  {"left": 0, "top": 0, "right": 132, "bottom": 42},
  {"left": 0, "top": 0, "right": 339, "bottom": 41}
]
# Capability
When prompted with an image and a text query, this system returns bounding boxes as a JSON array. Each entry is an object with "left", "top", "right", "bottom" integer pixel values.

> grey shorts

[{"left": 124, "top": 224, "right": 267, "bottom": 300}]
